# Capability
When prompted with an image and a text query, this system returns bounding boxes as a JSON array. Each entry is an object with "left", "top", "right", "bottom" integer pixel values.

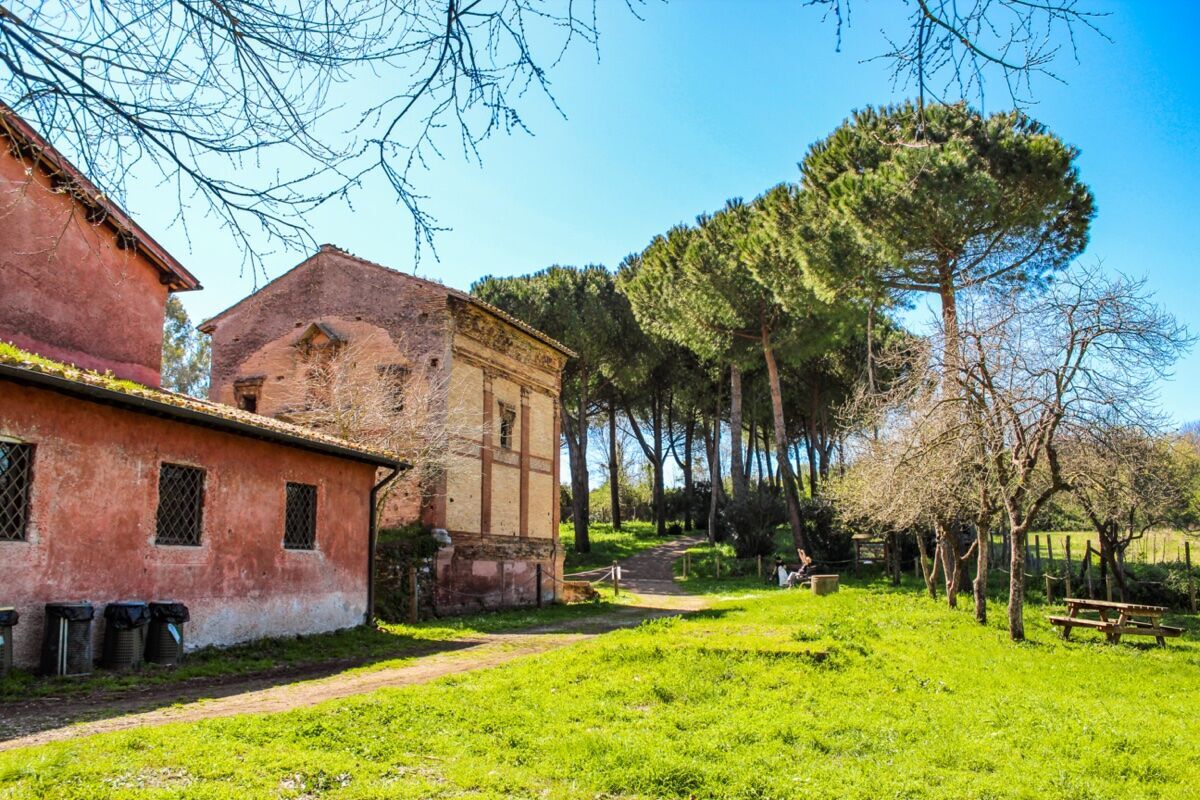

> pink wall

[
  {"left": 0, "top": 147, "right": 169, "bottom": 386},
  {"left": 0, "top": 380, "right": 379, "bottom": 669}
]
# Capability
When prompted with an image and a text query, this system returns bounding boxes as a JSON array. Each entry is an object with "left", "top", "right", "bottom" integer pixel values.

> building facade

[
  {"left": 201, "top": 246, "right": 573, "bottom": 611},
  {"left": 0, "top": 105, "right": 402, "bottom": 670}
]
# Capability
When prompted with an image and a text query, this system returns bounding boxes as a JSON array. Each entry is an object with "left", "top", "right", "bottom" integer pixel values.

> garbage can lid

[
  {"left": 149, "top": 601, "right": 190, "bottom": 623},
  {"left": 0, "top": 607, "right": 17, "bottom": 626},
  {"left": 45, "top": 602, "right": 94, "bottom": 621},
  {"left": 103, "top": 601, "right": 151, "bottom": 629}
]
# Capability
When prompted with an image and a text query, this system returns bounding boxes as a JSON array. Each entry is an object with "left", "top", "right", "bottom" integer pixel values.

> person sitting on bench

[{"left": 784, "top": 550, "right": 815, "bottom": 588}]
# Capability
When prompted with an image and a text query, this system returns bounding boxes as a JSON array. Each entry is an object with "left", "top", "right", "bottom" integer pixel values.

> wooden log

[
  {"left": 811, "top": 574, "right": 839, "bottom": 596},
  {"left": 1187, "top": 541, "right": 1196, "bottom": 614}
]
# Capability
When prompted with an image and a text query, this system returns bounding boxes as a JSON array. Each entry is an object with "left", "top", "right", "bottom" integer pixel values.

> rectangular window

[
  {"left": 284, "top": 482, "right": 317, "bottom": 550},
  {"left": 0, "top": 442, "right": 34, "bottom": 541},
  {"left": 155, "top": 464, "right": 205, "bottom": 546},
  {"left": 499, "top": 404, "right": 517, "bottom": 450}
]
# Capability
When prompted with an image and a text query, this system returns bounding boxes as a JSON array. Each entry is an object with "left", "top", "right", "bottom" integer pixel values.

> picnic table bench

[{"left": 1048, "top": 598, "right": 1184, "bottom": 646}]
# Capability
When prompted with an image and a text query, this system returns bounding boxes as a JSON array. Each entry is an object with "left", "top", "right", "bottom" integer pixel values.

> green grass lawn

[
  {"left": 0, "top": 601, "right": 618, "bottom": 703},
  {"left": 1030, "top": 529, "right": 1194, "bottom": 566},
  {"left": 4, "top": 579, "right": 1199, "bottom": 798},
  {"left": 561, "top": 520, "right": 685, "bottom": 573}
]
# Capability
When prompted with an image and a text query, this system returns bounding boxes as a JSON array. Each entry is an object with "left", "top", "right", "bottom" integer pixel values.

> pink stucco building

[{"left": 0, "top": 104, "right": 403, "bottom": 669}]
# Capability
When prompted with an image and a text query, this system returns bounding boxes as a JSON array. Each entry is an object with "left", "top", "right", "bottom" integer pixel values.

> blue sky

[{"left": 153, "top": 1, "right": 1197, "bottom": 425}]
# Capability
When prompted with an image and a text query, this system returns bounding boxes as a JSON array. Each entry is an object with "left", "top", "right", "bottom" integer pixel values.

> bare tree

[
  {"left": 953, "top": 266, "right": 1190, "bottom": 640},
  {"left": 276, "top": 332, "right": 478, "bottom": 519},
  {"left": 1063, "top": 424, "right": 1200, "bottom": 598}
]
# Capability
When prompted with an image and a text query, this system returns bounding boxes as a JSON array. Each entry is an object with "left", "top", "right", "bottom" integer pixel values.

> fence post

[
  {"left": 1085, "top": 540, "right": 1094, "bottom": 599},
  {"left": 683, "top": 552, "right": 689, "bottom": 579},
  {"left": 757, "top": 554, "right": 763, "bottom": 579},
  {"left": 716, "top": 551, "right": 721, "bottom": 579},
  {"left": 612, "top": 560, "right": 620, "bottom": 596},
  {"left": 1044, "top": 574, "right": 1053, "bottom": 605},
  {"left": 1064, "top": 537, "right": 1073, "bottom": 599},
  {"left": 1187, "top": 541, "right": 1196, "bottom": 614},
  {"left": 1046, "top": 536, "right": 1055, "bottom": 572},
  {"left": 1105, "top": 574, "right": 1113, "bottom": 603},
  {"left": 409, "top": 564, "right": 419, "bottom": 624},
  {"left": 1035, "top": 535, "right": 1042, "bottom": 575},
  {"left": 536, "top": 563, "right": 543, "bottom": 608}
]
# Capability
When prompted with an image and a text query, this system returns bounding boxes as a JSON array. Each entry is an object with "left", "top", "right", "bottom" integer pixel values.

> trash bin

[
  {"left": 102, "top": 601, "right": 151, "bottom": 670},
  {"left": 0, "top": 607, "right": 18, "bottom": 677},
  {"left": 145, "top": 601, "right": 189, "bottom": 665},
  {"left": 40, "top": 602, "right": 95, "bottom": 677}
]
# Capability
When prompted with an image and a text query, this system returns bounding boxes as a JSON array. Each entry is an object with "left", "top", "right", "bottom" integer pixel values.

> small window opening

[
  {"left": 155, "top": 464, "right": 205, "bottom": 546},
  {"left": 284, "top": 482, "right": 318, "bottom": 550},
  {"left": 0, "top": 442, "right": 34, "bottom": 541},
  {"left": 377, "top": 364, "right": 410, "bottom": 412},
  {"left": 238, "top": 393, "right": 258, "bottom": 413},
  {"left": 499, "top": 404, "right": 517, "bottom": 450}
]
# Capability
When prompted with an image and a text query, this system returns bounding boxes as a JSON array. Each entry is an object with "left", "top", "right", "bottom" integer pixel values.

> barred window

[
  {"left": 0, "top": 442, "right": 34, "bottom": 541},
  {"left": 284, "top": 482, "right": 317, "bottom": 550},
  {"left": 155, "top": 464, "right": 205, "bottom": 546}
]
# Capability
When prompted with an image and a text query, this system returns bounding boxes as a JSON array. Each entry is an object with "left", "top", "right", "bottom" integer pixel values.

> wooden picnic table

[{"left": 1048, "top": 598, "right": 1183, "bottom": 646}]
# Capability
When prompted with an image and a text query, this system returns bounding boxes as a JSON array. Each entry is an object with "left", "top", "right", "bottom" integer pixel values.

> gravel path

[{"left": 0, "top": 536, "right": 707, "bottom": 751}]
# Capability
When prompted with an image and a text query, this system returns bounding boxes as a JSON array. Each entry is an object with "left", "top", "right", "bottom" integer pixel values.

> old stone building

[
  {"left": 201, "top": 246, "right": 573, "bottom": 611},
  {"left": 0, "top": 106, "right": 405, "bottom": 669}
]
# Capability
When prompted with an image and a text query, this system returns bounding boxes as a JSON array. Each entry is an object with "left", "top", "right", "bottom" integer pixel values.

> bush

[
  {"left": 666, "top": 522, "right": 684, "bottom": 537},
  {"left": 725, "top": 490, "right": 786, "bottom": 558}
]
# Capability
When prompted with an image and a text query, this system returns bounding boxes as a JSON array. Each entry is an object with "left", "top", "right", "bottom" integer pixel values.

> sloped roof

[
  {"left": 200, "top": 244, "right": 576, "bottom": 358},
  {"left": 0, "top": 103, "right": 200, "bottom": 292},
  {"left": 0, "top": 341, "right": 404, "bottom": 469}
]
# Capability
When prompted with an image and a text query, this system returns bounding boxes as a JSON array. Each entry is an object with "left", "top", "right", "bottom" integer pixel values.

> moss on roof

[{"left": 0, "top": 341, "right": 401, "bottom": 465}]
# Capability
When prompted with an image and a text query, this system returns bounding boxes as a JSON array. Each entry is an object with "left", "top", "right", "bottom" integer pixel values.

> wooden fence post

[
  {"left": 1064, "top": 537, "right": 1073, "bottom": 599},
  {"left": 1046, "top": 536, "right": 1055, "bottom": 572},
  {"left": 1044, "top": 574, "right": 1053, "bottom": 605},
  {"left": 715, "top": 551, "right": 721, "bottom": 579},
  {"left": 1085, "top": 540, "right": 1094, "bottom": 599},
  {"left": 612, "top": 560, "right": 620, "bottom": 596},
  {"left": 757, "top": 554, "right": 763, "bottom": 579},
  {"left": 1035, "top": 535, "right": 1042, "bottom": 575},
  {"left": 1186, "top": 541, "right": 1196, "bottom": 614},
  {"left": 409, "top": 564, "right": 419, "bottom": 624},
  {"left": 1105, "top": 574, "right": 1114, "bottom": 602},
  {"left": 683, "top": 552, "right": 690, "bottom": 579}
]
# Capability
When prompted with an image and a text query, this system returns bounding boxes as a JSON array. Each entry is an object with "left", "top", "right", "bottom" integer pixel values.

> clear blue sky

[{"left": 152, "top": 0, "right": 1197, "bottom": 425}]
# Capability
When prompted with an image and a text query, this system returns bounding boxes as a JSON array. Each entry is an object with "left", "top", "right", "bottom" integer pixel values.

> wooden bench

[{"left": 1048, "top": 598, "right": 1184, "bottom": 646}]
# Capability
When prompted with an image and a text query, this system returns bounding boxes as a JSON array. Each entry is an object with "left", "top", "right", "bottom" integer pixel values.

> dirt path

[{"left": 0, "top": 536, "right": 706, "bottom": 752}]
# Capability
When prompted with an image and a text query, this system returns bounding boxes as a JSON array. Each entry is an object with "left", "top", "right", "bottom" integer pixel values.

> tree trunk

[
  {"left": 706, "top": 375, "right": 723, "bottom": 544},
  {"left": 608, "top": 398, "right": 621, "bottom": 531},
  {"left": 652, "top": 393, "right": 666, "bottom": 536},
  {"left": 935, "top": 520, "right": 961, "bottom": 608},
  {"left": 973, "top": 509, "right": 991, "bottom": 624},
  {"left": 804, "top": 416, "right": 819, "bottom": 498},
  {"left": 729, "top": 364, "right": 747, "bottom": 504},
  {"left": 763, "top": 423, "right": 776, "bottom": 488},
  {"left": 1007, "top": 524, "right": 1028, "bottom": 641},
  {"left": 745, "top": 416, "right": 757, "bottom": 486},
  {"left": 682, "top": 416, "right": 695, "bottom": 531},
  {"left": 561, "top": 397, "right": 590, "bottom": 553},
  {"left": 916, "top": 531, "right": 940, "bottom": 599},
  {"left": 762, "top": 326, "right": 808, "bottom": 555}
]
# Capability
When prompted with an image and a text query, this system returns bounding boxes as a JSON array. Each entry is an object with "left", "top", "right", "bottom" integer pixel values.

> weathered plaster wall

[
  {"left": 0, "top": 380, "right": 376, "bottom": 669},
  {"left": 0, "top": 146, "right": 169, "bottom": 386}
]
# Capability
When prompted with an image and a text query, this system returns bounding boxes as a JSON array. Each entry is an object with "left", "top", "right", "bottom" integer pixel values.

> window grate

[
  {"left": 284, "top": 482, "right": 317, "bottom": 550},
  {"left": 0, "top": 442, "right": 34, "bottom": 541},
  {"left": 155, "top": 464, "right": 205, "bottom": 546}
]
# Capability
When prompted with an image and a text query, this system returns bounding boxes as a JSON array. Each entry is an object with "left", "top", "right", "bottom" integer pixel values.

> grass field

[
  {"left": 1030, "top": 530, "right": 1195, "bottom": 565},
  {"left": 561, "top": 520, "right": 685, "bottom": 573},
  {"left": 3, "top": 578, "right": 1198, "bottom": 799}
]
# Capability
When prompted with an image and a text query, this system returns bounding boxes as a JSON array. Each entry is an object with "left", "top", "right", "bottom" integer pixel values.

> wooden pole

[
  {"left": 536, "top": 563, "right": 543, "bottom": 608},
  {"left": 757, "top": 554, "right": 763, "bottom": 579},
  {"left": 715, "top": 551, "right": 721, "bottom": 579},
  {"left": 683, "top": 552, "right": 689, "bottom": 579},
  {"left": 1105, "top": 574, "right": 1114, "bottom": 602},
  {"left": 1035, "top": 535, "right": 1042, "bottom": 575},
  {"left": 1085, "top": 540, "right": 1094, "bottom": 599},
  {"left": 1046, "top": 536, "right": 1055, "bottom": 572},
  {"left": 408, "top": 564, "right": 419, "bottom": 624},
  {"left": 612, "top": 560, "right": 620, "bottom": 596},
  {"left": 1064, "top": 537, "right": 1073, "bottom": 599},
  {"left": 1186, "top": 541, "right": 1196, "bottom": 614},
  {"left": 854, "top": 540, "right": 861, "bottom": 577},
  {"left": 1044, "top": 574, "right": 1053, "bottom": 605}
]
